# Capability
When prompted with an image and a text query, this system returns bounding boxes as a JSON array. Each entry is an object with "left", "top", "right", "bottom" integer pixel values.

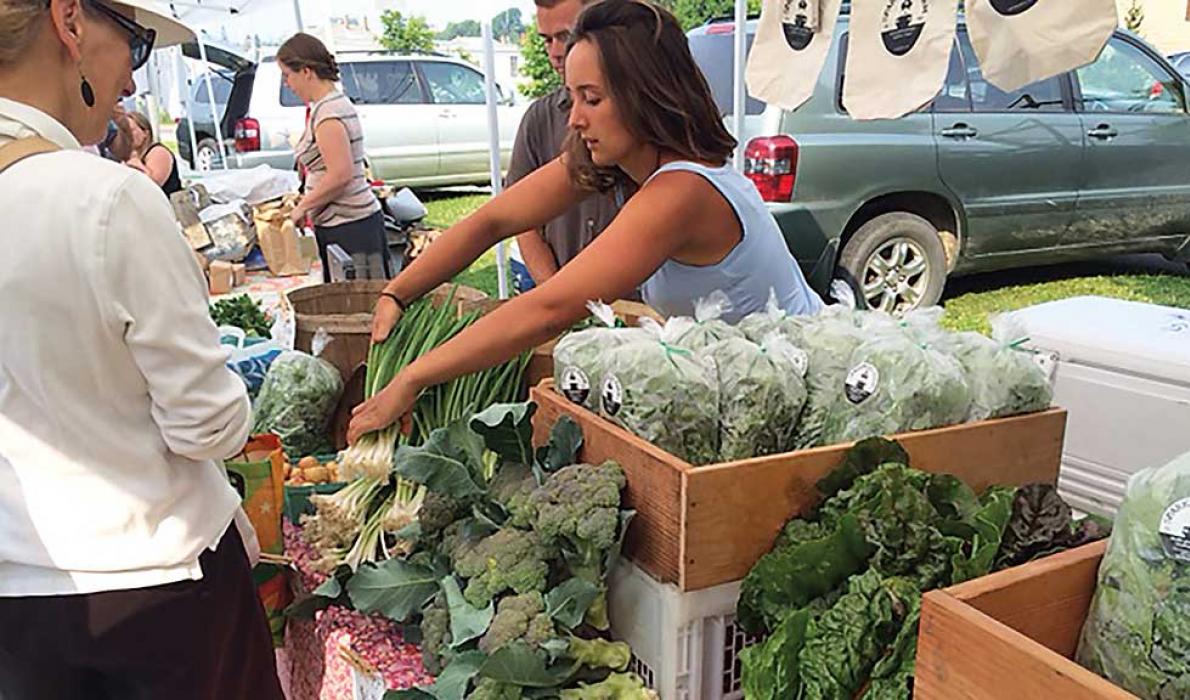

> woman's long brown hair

[{"left": 563, "top": 0, "right": 737, "bottom": 193}]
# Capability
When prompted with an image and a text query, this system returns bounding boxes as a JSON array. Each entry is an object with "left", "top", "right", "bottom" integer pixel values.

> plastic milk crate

[{"left": 608, "top": 560, "right": 756, "bottom": 700}]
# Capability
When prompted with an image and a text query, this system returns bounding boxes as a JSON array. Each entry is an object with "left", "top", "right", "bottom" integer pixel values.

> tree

[
  {"left": 454, "top": 47, "right": 478, "bottom": 66},
  {"left": 439, "top": 19, "right": 481, "bottom": 40},
  {"left": 654, "top": 0, "right": 761, "bottom": 31},
  {"left": 520, "top": 21, "right": 562, "bottom": 99},
  {"left": 492, "top": 7, "right": 526, "bottom": 43},
  {"left": 379, "top": 10, "right": 436, "bottom": 54},
  {"left": 1125, "top": 0, "right": 1144, "bottom": 33}
]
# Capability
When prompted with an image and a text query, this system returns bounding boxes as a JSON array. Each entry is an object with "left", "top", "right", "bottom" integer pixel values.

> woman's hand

[
  {"left": 347, "top": 372, "right": 418, "bottom": 445},
  {"left": 289, "top": 205, "right": 307, "bottom": 228},
  {"left": 372, "top": 295, "right": 404, "bottom": 343}
]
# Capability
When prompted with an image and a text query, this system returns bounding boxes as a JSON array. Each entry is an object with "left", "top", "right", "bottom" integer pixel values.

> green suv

[{"left": 689, "top": 16, "right": 1190, "bottom": 312}]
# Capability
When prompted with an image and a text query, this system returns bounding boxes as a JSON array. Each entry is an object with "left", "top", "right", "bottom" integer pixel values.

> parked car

[
  {"left": 689, "top": 15, "right": 1190, "bottom": 312},
  {"left": 180, "top": 45, "right": 526, "bottom": 187},
  {"left": 1169, "top": 51, "right": 1190, "bottom": 80},
  {"left": 176, "top": 69, "right": 234, "bottom": 170}
]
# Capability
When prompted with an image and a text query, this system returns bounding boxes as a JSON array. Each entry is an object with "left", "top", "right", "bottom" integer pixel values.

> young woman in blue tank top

[{"left": 349, "top": 0, "right": 823, "bottom": 441}]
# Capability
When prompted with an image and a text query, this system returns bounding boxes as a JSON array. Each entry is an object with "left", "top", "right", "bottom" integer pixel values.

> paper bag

[
  {"left": 209, "top": 260, "right": 235, "bottom": 295},
  {"left": 843, "top": 0, "right": 959, "bottom": 120},
  {"left": 256, "top": 206, "right": 312, "bottom": 277},
  {"left": 967, "top": 0, "right": 1116, "bottom": 92},
  {"left": 746, "top": 0, "right": 844, "bottom": 112}
]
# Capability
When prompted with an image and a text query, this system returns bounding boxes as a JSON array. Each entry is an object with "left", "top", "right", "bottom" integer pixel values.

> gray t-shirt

[{"left": 505, "top": 88, "right": 626, "bottom": 270}]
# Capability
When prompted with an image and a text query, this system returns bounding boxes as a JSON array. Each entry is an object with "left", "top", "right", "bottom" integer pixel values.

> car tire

[
  {"left": 194, "top": 138, "right": 220, "bottom": 172},
  {"left": 838, "top": 212, "right": 947, "bottom": 314}
]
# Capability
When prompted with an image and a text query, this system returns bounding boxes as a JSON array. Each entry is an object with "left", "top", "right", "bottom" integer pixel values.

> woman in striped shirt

[{"left": 278, "top": 33, "right": 389, "bottom": 282}]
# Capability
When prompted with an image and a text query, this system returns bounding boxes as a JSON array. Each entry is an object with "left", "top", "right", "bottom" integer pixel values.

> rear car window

[{"left": 688, "top": 28, "right": 767, "bottom": 117}]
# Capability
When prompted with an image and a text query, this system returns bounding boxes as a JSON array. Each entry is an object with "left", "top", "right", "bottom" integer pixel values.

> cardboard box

[
  {"left": 232, "top": 263, "right": 247, "bottom": 287},
  {"left": 531, "top": 383, "right": 1067, "bottom": 591},
  {"left": 209, "top": 260, "right": 235, "bottom": 296}
]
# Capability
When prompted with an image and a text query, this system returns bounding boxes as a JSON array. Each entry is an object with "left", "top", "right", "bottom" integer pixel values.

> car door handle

[
  {"left": 1087, "top": 124, "right": 1119, "bottom": 140},
  {"left": 940, "top": 124, "right": 978, "bottom": 139}
]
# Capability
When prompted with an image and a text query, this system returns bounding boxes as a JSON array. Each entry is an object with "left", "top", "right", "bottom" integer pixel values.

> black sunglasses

[{"left": 86, "top": 1, "right": 157, "bottom": 70}]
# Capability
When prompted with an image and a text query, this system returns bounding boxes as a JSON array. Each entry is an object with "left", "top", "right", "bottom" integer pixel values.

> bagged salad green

[
  {"left": 1077, "top": 451, "right": 1190, "bottom": 700},
  {"left": 552, "top": 301, "right": 648, "bottom": 411},
  {"left": 737, "top": 288, "right": 814, "bottom": 347},
  {"left": 251, "top": 329, "right": 343, "bottom": 458},
  {"left": 941, "top": 316, "right": 1053, "bottom": 422},
  {"left": 818, "top": 325, "right": 972, "bottom": 445},
  {"left": 664, "top": 291, "right": 746, "bottom": 353},
  {"left": 703, "top": 332, "right": 809, "bottom": 461},
  {"left": 599, "top": 319, "right": 720, "bottom": 465}
]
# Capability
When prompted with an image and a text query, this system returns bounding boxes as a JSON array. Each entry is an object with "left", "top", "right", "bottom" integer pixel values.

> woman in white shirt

[{"left": 0, "top": 0, "right": 282, "bottom": 697}]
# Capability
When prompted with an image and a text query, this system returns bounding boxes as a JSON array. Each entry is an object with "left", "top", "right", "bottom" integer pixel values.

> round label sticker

[
  {"left": 1159, "top": 497, "right": 1190, "bottom": 563},
  {"left": 790, "top": 348, "right": 810, "bottom": 378},
  {"left": 845, "top": 362, "right": 880, "bottom": 405},
  {"left": 990, "top": 0, "right": 1039, "bottom": 17},
  {"left": 781, "top": 0, "right": 816, "bottom": 51},
  {"left": 560, "top": 366, "right": 591, "bottom": 406},
  {"left": 601, "top": 375, "right": 624, "bottom": 417},
  {"left": 880, "top": 0, "right": 927, "bottom": 57}
]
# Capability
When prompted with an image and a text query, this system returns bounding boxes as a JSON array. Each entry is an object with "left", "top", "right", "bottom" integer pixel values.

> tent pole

[{"left": 482, "top": 20, "right": 509, "bottom": 300}]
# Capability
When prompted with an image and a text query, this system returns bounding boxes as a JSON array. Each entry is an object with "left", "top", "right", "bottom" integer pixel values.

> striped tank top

[{"left": 296, "top": 90, "right": 381, "bottom": 228}]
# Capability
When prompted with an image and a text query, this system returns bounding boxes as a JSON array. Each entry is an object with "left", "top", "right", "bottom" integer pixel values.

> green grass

[
  {"left": 942, "top": 274, "right": 1190, "bottom": 334},
  {"left": 421, "top": 193, "right": 506, "bottom": 297}
]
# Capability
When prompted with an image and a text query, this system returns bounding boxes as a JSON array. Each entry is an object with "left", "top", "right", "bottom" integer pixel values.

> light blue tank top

[{"left": 639, "top": 161, "right": 824, "bottom": 323}]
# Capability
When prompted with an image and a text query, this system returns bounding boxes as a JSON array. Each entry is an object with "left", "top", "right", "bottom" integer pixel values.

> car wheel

[
  {"left": 194, "top": 138, "right": 220, "bottom": 171},
  {"left": 838, "top": 212, "right": 947, "bottom": 314}
]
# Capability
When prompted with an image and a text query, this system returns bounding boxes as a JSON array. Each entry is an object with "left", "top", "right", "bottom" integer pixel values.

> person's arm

[
  {"left": 370, "top": 158, "right": 581, "bottom": 341},
  {"left": 516, "top": 228, "right": 560, "bottom": 284},
  {"left": 291, "top": 118, "right": 354, "bottom": 224},
  {"left": 349, "top": 172, "right": 702, "bottom": 443},
  {"left": 107, "top": 110, "right": 133, "bottom": 162},
  {"left": 140, "top": 145, "right": 175, "bottom": 187},
  {"left": 101, "top": 173, "right": 252, "bottom": 461}
]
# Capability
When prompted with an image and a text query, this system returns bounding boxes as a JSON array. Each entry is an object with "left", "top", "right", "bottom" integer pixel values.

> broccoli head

[
  {"left": 419, "top": 594, "right": 452, "bottom": 676},
  {"left": 418, "top": 490, "right": 469, "bottom": 537},
  {"left": 466, "top": 677, "right": 521, "bottom": 700},
  {"left": 442, "top": 519, "right": 484, "bottom": 568},
  {"left": 566, "top": 636, "right": 631, "bottom": 672},
  {"left": 478, "top": 591, "right": 559, "bottom": 655},
  {"left": 559, "top": 673, "right": 658, "bottom": 699},
  {"left": 489, "top": 462, "right": 539, "bottom": 528},
  {"left": 454, "top": 528, "right": 552, "bottom": 608},
  {"left": 531, "top": 462, "right": 626, "bottom": 554}
]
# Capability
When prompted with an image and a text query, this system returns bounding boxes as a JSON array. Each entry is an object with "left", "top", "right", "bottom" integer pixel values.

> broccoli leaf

[
  {"left": 384, "top": 690, "right": 435, "bottom": 699},
  {"left": 545, "top": 578, "right": 601, "bottom": 631},
  {"left": 429, "top": 651, "right": 487, "bottom": 700},
  {"left": 346, "top": 559, "right": 439, "bottom": 623},
  {"left": 441, "top": 576, "right": 494, "bottom": 649},
  {"left": 286, "top": 566, "right": 352, "bottom": 619},
  {"left": 480, "top": 642, "right": 580, "bottom": 688},
  {"left": 471, "top": 402, "right": 537, "bottom": 467},
  {"left": 395, "top": 419, "right": 486, "bottom": 499},
  {"left": 816, "top": 437, "right": 910, "bottom": 500},
  {"left": 535, "top": 415, "right": 584, "bottom": 473}
]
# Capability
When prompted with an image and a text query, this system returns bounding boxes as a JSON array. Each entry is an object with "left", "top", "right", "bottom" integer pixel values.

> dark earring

[{"left": 80, "top": 75, "right": 95, "bottom": 108}]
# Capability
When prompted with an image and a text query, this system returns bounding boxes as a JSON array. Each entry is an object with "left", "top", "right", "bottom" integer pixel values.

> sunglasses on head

[{"left": 49, "top": 0, "right": 156, "bottom": 70}]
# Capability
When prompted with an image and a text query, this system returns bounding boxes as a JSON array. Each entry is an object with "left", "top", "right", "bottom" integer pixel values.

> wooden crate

[
  {"left": 915, "top": 541, "right": 1136, "bottom": 700},
  {"left": 531, "top": 382, "right": 1067, "bottom": 592}
]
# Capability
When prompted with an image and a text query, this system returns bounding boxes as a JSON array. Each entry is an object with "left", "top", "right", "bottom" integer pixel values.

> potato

[
  {"left": 326, "top": 461, "right": 340, "bottom": 481},
  {"left": 283, "top": 462, "right": 293, "bottom": 479},
  {"left": 303, "top": 466, "right": 330, "bottom": 484},
  {"left": 298, "top": 456, "right": 319, "bottom": 470}
]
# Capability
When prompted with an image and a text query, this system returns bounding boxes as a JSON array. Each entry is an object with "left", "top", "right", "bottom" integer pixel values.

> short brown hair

[
  {"left": 534, "top": 0, "right": 595, "bottom": 8},
  {"left": 563, "top": 0, "right": 737, "bottom": 193},
  {"left": 277, "top": 32, "right": 339, "bottom": 81}
]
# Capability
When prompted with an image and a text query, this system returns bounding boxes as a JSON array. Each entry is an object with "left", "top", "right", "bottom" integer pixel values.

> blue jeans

[{"left": 510, "top": 259, "right": 536, "bottom": 293}]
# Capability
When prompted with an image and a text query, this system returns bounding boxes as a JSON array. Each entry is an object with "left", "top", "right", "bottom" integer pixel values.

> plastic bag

[
  {"left": 220, "top": 325, "right": 286, "bottom": 399},
  {"left": 738, "top": 288, "right": 813, "bottom": 347},
  {"left": 664, "top": 291, "right": 746, "bottom": 353},
  {"left": 600, "top": 324, "right": 720, "bottom": 466},
  {"left": 200, "top": 199, "right": 257, "bottom": 263},
  {"left": 1077, "top": 451, "right": 1190, "bottom": 700},
  {"left": 202, "top": 164, "right": 301, "bottom": 206},
  {"left": 251, "top": 330, "right": 344, "bottom": 459},
  {"left": 818, "top": 326, "right": 972, "bottom": 446},
  {"left": 703, "top": 332, "right": 809, "bottom": 461},
  {"left": 941, "top": 316, "right": 1053, "bottom": 422},
  {"left": 553, "top": 301, "right": 649, "bottom": 411}
]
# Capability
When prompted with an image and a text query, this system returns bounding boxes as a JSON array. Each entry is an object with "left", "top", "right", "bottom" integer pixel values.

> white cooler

[{"left": 1008, "top": 296, "right": 1190, "bottom": 516}]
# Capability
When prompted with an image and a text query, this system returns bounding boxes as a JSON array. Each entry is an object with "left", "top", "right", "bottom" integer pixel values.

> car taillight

[
  {"left": 234, "top": 117, "right": 260, "bottom": 152},
  {"left": 744, "top": 135, "right": 798, "bottom": 202}
]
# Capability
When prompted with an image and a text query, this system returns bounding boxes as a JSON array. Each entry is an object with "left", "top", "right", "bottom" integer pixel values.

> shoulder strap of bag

[{"left": 0, "top": 136, "right": 61, "bottom": 175}]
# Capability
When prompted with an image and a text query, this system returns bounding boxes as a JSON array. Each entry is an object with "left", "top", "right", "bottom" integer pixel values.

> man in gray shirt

[{"left": 506, "top": 0, "right": 627, "bottom": 291}]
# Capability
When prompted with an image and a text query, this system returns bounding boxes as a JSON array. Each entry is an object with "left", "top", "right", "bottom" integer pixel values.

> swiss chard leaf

[
  {"left": 395, "top": 419, "right": 487, "bottom": 499},
  {"left": 740, "top": 609, "right": 811, "bottom": 700},
  {"left": 534, "top": 415, "right": 584, "bottom": 473},
  {"left": 470, "top": 402, "right": 537, "bottom": 467},
  {"left": 442, "top": 576, "right": 494, "bottom": 649},
  {"left": 816, "top": 437, "right": 910, "bottom": 501},
  {"left": 950, "top": 486, "right": 1015, "bottom": 584},
  {"left": 479, "top": 642, "right": 580, "bottom": 688},
  {"left": 346, "top": 559, "right": 440, "bottom": 623}
]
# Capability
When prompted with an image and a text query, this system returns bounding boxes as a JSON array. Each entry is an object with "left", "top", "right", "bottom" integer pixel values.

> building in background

[
  {"left": 435, "top": 36, "right": 527, "bottom": 99},
  {"left": 1115, "top": 0, "right": 1190, "bottom": 55}
]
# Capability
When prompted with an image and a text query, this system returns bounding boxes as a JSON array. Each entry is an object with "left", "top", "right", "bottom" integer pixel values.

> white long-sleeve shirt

[{"left": 0, "top": 98, "right": 251, "bottom": 596}]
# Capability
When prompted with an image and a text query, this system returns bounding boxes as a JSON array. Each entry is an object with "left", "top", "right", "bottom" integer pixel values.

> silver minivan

[{"left": 207, "top": 50, "right": 525, "bottom": 187}]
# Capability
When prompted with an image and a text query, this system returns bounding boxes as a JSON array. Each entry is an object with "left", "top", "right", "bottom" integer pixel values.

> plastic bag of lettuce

[
  {"left": 664, "top": 291, "right": 745, "bottom": 353},
  {"left": 818, "top": 318, "right": 972, "bottom": 445},
  {"left": 941, "top": 316, "right": 1053, "bottom": 422},
  {"left": 1077, "top": 451, "right": 1190, "bottom": 700},
  {"left": 552, "top": 302, "right": 649, "bottom": 411},
  {"left": 599, "top": 320, "right": 720, "bottom": 465},
  {"left": 738, "top": 289, "right": 815, "bottom": 348},
  {"left": 703, "top": 333, "right": 809, "bottom": 461},
  {"left": 251, "top": 331, "right": 343, "bottom": 458}
]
